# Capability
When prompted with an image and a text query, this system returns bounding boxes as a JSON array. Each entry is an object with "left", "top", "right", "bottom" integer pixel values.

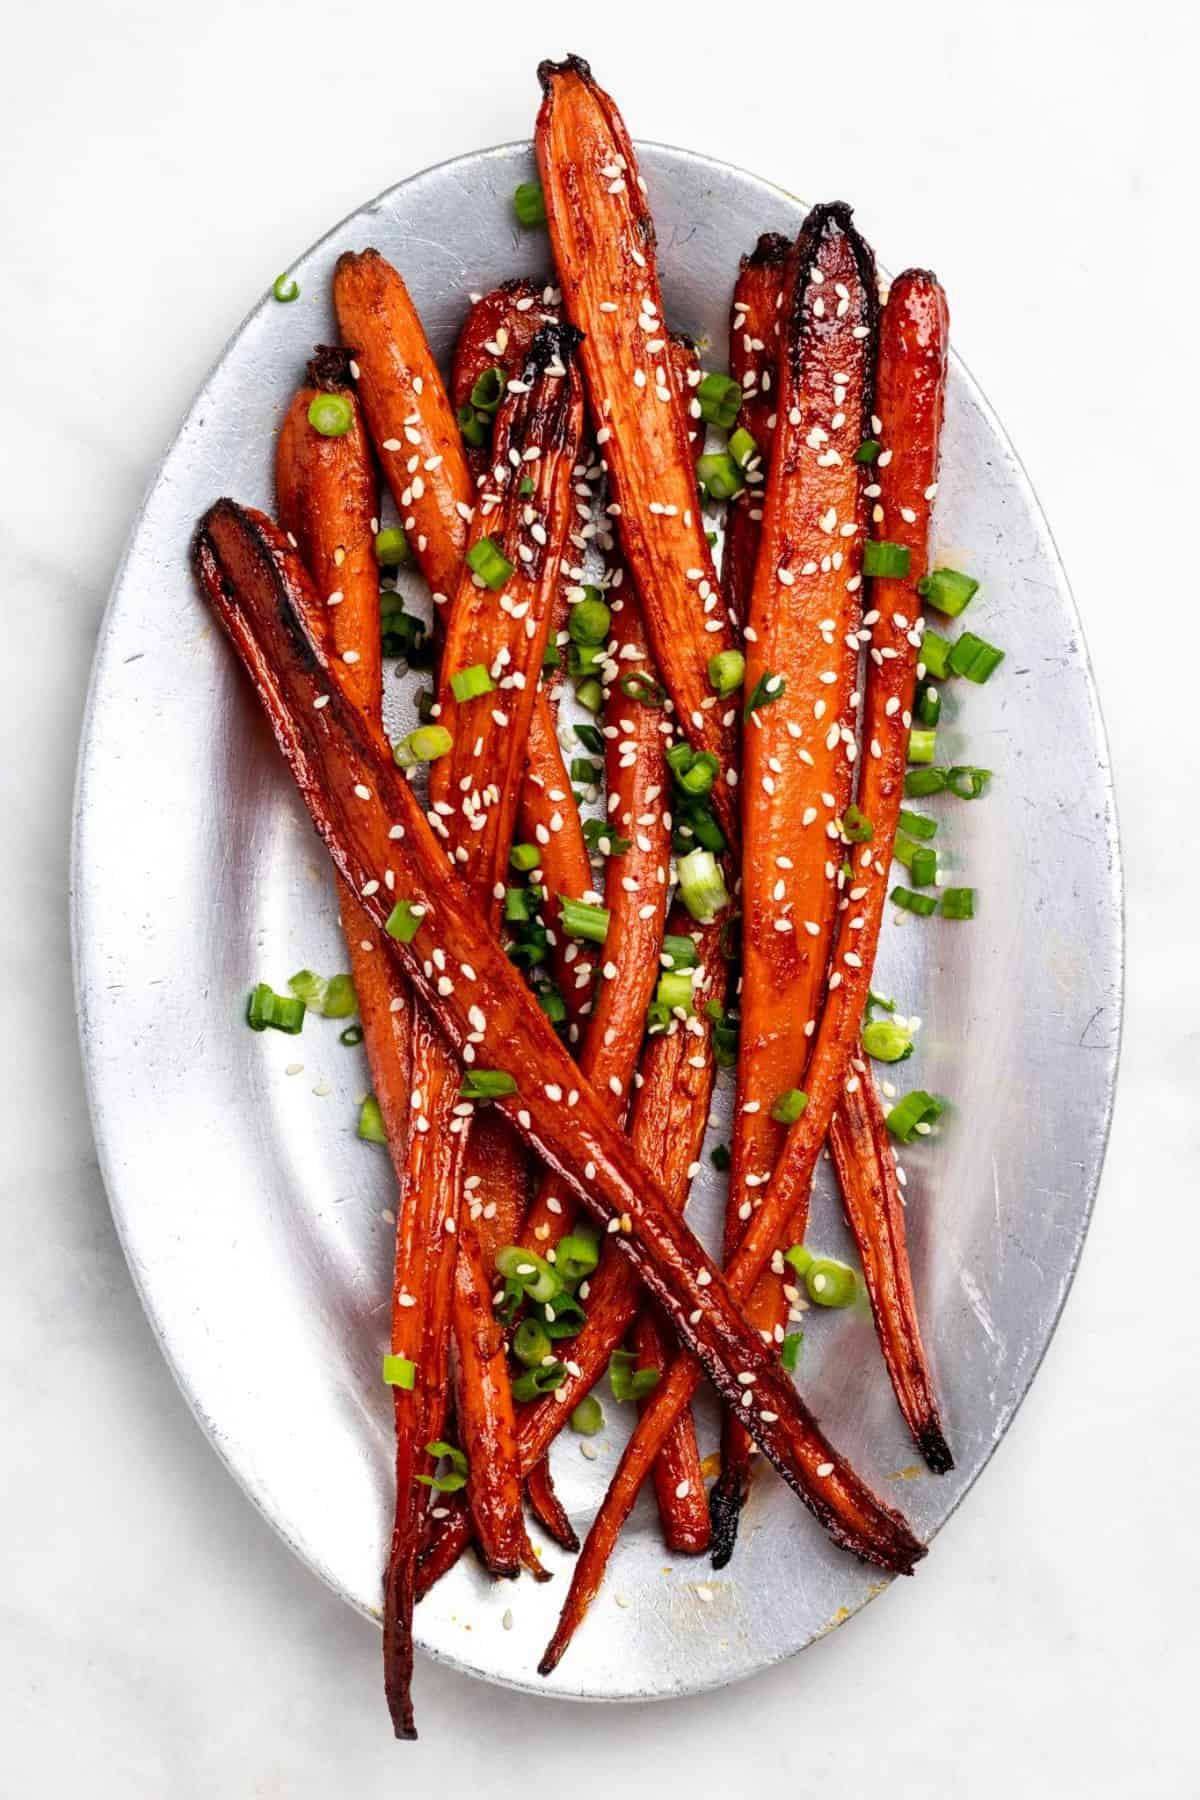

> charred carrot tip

[{"left": 536, "top": 51, "right": 593, "bottom": 92}]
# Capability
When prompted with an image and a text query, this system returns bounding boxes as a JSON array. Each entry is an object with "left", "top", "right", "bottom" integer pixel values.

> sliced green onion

[
  {"left": 898, "top": 808, "right": 938, "bottom": 841},
  {"left": 921, "top": 630, "right": 953, "bottom": 680},
  {"left": 710, "top": 1142, "right": 731, "bottom": 1171},
  {"left": 540, "top": 1288, "right": 586, "bottom": 1339},
  {"left": 374, "top": 526, "right": 411, "bottom": 567},
  {"left": 582, "top": 817, "right": 631, "bottom": 856},
  {"left": 513, "top": 181, "right": 547, "bottom": 227},
  {"left": 805, "top": 1258, "right": 858, "bottom": 1308},
  {"left": 393, "top": 724, "right": 453, "bottom": 767},
  {"left": 307, "top": 393, "right": 353, "bottom": 438},
  {"left": 568, "top": 594, "right": 611, "bottom": 645},
  {"left": 469, "top": 366, "right": 506, "bottom": 415},
  {"left": 358, "top": 1094, "right": 387, "bottom": 1143},
  {"left": 893, "top": 832, "right": 937, "bottom": 887},
  {"left": 511, "top": 1362, "right": 566, "bottom": 1401},
  {"left": 504, "top": 885, "right": 541, "bottom": 925},
  {"left": 618, "top": 670, "right": 666, "bottom": 706},
  {"left": 947, "top": 631, "right": 1005, "bottom": 683},
  {"left": 384, "top": 899, "right": 426, "bottom": 943},
  {"left": 677, "top": 847, "right": 731, "bottom": 923},
  {"left": 459, "top": 1069, "right": 518, "bottom": 1101},
  {"left": 839, "top": 803, "right": 873, "bottom": 844},
  {"left": 941, "top": 886, "right": 975, "bottom": 920},
  {"left": 918, "top": 567, "right": 979, "bottom": 617},
  {"left": 519, "top": 475, "right": 535, "bottom": 496},
  {"left": 510, "top": 843, "right": 541, "bottom": 873},
  {"left": 728, "top": 426, "right": 759, "bottom": 468},
  {"left": 608, "top": 1350, "right": 661, "bottom": 1403},
  {"left": 661, "top": 933, "right": 699, "bottom": 971},
  {"left": 382, "top": 1353, "right": 416, "bottom": 1390},
  {"left": 339, "top": 1024, "right": 364, "bottom": 1047},
  {"left": 866, "top": 989, "right": 897, "bottom": 1021},
  {"left": 513, "top": 1317, "right": 552, "bottom": 1368},
  {"left": 450, "top": 663, "right": 496, "bottom": 703},
  {"left": 288, "top": 968, "right": 339, "bottom": 1016},
  {"left": 853, "top": 438, "right": 880, "bottom": 464},
  {"left": 457, "top": 404, "right": 489, "bottom": 448},
  {"left": 891, "top": 884, "right": 938, "bottom": 916},
  {"left": 707, "top": 649, "right": 746, "bottom": 697},
  {"left": 863, "top": 540, "right": 911, "bottom": 579},
  {"left": 673, "top": 794, "right": 726, "bottom": 857},
  {"left": 886, "top": 1089, "right": 945, "bottom": 1142},
  {"left": 744, "top": 670, "right": 786, "bottom": 717},
  {"left": 246, "top": 983, "right": 306, "bottom": 1034},
  {"left": 576, "top": 676, "right": 604, "bottom": 714},
  {"left": 946, "top": 764, "right": 992, "bottom": 799},
  {"left": 466, "top": 535, "right": 514, "bottom": 590},
  {"left": 656, "top": 970, "right": 695, "bottom": 1015},
  {"left": 575, "top": 722, "right": 605, "bottom": 755},
  {"left": 666, "top": 742, "right": 719, "bottom": 797},
  {"left": 536, "top": 983, "right": 567, "bottom": 1025},
  {"left": 780, "top": 1332, "right": 804, "bottom": 1372},
  {"left": 904, "top": 766, "right": 947, "bottom": 797},
  {"left": 570, "top": 757, "right": 603, "bottom": 787},
  {"left": 862, "top": 1017, "right": 915, "bottom": 1062},
  {"left": 697, "top": 451, "right": 745, "bottom": 501},
  {"left": 495, "top": 1244, "right": 560, "bottom": 1305},
  {"left": 783, "top": 1243, "right": 813, "bottom": 1277},
  {"left": 415, "top": 1440, "right": 468, "bottom": 1492},
  {"left": 558, "top": 896, "right": 610, "bottom": 943},
  {"left": 770, "top": 1088, "right": 808, "bottom": 1125},
  {"left": 569, "top": 1395, "right": 604, "bottom": 1436},
  {"left": 908, "top": 727, "right": 937, "bottom": 765},
  {"left": 272, "top": 272, "right": 300, "bottom": 303},
  {"left": 555, "top": 1230, "right": 600, "bottom": 1286},
  {"left": 915, "top": 683, "right": 941, "bottom": 727},
  {"left": 695, "top": 371, "right": 743, "bottom": 429}
]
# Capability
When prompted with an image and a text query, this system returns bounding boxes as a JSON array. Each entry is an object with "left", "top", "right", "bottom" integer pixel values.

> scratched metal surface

[{"left": 71, "top": 143, "right": 1122, "bottom": 1702}]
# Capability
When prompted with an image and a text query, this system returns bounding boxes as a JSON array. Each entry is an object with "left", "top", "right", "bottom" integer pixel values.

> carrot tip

[
  {"left": 537, "top": 51, "right": 593, "bottom": 92},
  {"left": 919, "top": 1422, "right": 954, "bottom": 1475},
  {"left": 707, "top": 1470, "right": 748, "bottom": 1571}
]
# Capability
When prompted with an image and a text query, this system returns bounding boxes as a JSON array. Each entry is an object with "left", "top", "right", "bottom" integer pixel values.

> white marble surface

[{"left": 2, "top": 1, "right": 1196, "bottom": 1792}]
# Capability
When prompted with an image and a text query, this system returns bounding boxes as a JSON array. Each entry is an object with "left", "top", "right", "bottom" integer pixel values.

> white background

[{"left": 2, "top": 1, "right": 1197, "bottom": 1792}]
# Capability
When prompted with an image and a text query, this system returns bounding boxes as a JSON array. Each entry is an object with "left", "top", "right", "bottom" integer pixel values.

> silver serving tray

[{"left": 71, "top": 142, "right": 1122, "bottom": 1703}]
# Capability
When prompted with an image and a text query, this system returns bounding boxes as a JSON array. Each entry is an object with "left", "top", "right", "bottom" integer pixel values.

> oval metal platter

[{"left": 72, "top": 142, "right": 1122, "bottom": 1702}]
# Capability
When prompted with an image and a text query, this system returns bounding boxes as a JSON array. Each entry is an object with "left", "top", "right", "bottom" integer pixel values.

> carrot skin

[
  {"left": 830, "top": 1073, "right": 952, "bottom": 1473},
  {"left": 516, "top": 695, "right": 596, "bottom": 1033},
  {"left": 717, "top": 208, "right": 875, "bottom": 1556},
  {"left": 526, "top": 1456, "right": 580, "bottom": 1552},
  {"left": 193, "top": 501, "right": 921, "bottom": 1585},
  {"left": 535, "top": 56, "right": 741, "bottom": 845},
  {"left": 722, "top": 234, "right": 791, "bottom": 625}
]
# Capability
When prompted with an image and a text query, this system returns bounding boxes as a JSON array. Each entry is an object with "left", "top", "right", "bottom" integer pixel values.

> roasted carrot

[
  {"left": 721, "top": 234, "right": 790, "bottom": 624},
  {"left": 535, "top": 55, "right": 741, "bottom": 844},
  {"left": 526, "top": 1455, "right": 580, "bottom": 1552},
  {"left": 830, "top": 1071, "right": 952, "bottom": 1472},
  {"left": 193, "top": 498, "right": 922, "bottom": 1584},
  {"left": 536, "top": 247, "right": 949, "bottom": 1674},
  {"left": 521, "top": 597, "right": 671, "bottom": 1247},
  {"left": 417, "top": 324, "right": 585, "bottom": 1594},
  {"left": 451, "top": 277, "right": 562, "bottom": 469},
  {"left": 276, "top": 358, "right": 438, "bottom": 1730},
  {"left": 516, "top": 696, "right": 596, "bottom": 1034},
  {"left": 712, "top": 204, "right": 875, "bottom": 1562}
]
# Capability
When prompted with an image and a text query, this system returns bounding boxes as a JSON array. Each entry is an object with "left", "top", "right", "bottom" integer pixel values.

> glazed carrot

[
  {"left": 631, "top": 1298, "right": 711, "bottom": 1554},
  {"left": 451, "top": 278, "right": 562, "bottom": 468},
  {"left": 535, "top": 55, "right": 741, "bottom": 843},
  {"left": 276, "top": 361, "right": 439, "bottom": 1728},
  {"left": 526, "top": 1455, "right": 580, "bottom": 1552},
  {"left": 193, "top": 498, "right": 922, "bottom": 1584},
  {"left": 830, "top": 1071, "right": 952, "bottom": 1472},
  {"left": 712, "top": 204, "right": 875, "bottom": 1562},
  {"left": 521, "top": 597, "right": 671, "bottom": 1248},
  {"left": 721, "top": 234, "right": 790, "bottom": 623},
  {"left": 416, "top": 325, "right": 585, "bottom": 1593},
  {"left": 537, "top": 250, "right": 948, "bottom": 1675},
  {"left": 515, "top": 696, "right": 596, "bottom": 1034},
  {"left": 342, "top": 252, "right": 590, "bottom": 1021}
]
